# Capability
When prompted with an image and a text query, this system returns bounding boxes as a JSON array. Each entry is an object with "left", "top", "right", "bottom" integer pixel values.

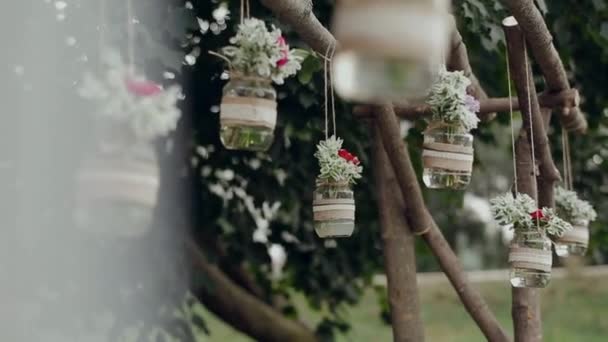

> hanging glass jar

[
  {"left": 331, "top": 0, "right": 450, "bottom": 103},
  {"left": 220, "top": 74, "right": 277, "bottom": 152},
  {"left": 422, "top": 121, "right": 474, "bottom": 190},
  {"left": 509, "top": 229, "right": 552, "bottom": 288},
  {"left": 312, "top": 179, "right": 355, "bottom": 238},
  {"left": 554, "top": 219, "right": 589, "bottom": 257},
  {"left": 74, "top": 122, "right": 159, "bottom": 238}
]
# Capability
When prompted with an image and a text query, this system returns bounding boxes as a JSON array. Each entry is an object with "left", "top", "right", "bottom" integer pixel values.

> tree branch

[
  {"left": 352, "top": 90, "right": 579, "bottom": 120},
  {"left": 503, "top": 16, "right": 559, "bottom": 342},
  {"left": 258, "top": 1, "right": 509, "bottom": 339},
  {"left": 446, "top": 15, "right": 493, "bottom": 121},
  {"left": 503, "top": 0, "right": 588, "bottom": 133},
  {"left": 373, "top": 105, "right": 511, "bottom": 342},
  {"left": 187, "top": 238, "right": 317, "bottom": 342},
  {"left": 371, "top": 124, "right": 424, "bottom": 342}
]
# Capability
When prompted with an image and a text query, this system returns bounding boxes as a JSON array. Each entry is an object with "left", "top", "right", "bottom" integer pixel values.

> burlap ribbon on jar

[
  {"left": 313, "top": 198, "right": 356, "bottom": 221},
  {"left": 558, "top": 225, "right": 589, "bottom": 245},
  {"left": 77, "top": 156, "right": 160, "bottom": 207},
  {"left": 333, "top": 0, "right": 449, "bottom": 60},
  {"left": 508, "top": 247, "right": 552, "bottom": 273},
  {"left": 422, "top": 141, "right": 474, "bottom": 172},
  {"left": 220, "top": 96, "right": 277, "bottom": 130}
]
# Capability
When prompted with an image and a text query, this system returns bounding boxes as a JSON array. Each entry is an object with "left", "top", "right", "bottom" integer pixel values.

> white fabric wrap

[
  {"left": 558, "top": 226, "right": 589, "bottom": 245},
  {"left": 509, "top": 247, "right": 552, "bottom": 273},
  {"left": 313, "top": 198, "right": 356, "bottom": 221},
  {"left": 333, "top": 0, "right": 450, "bottom": 60},
  {"left": 220, "top": 96, "right": 277, "bottom": 130},
  {"left": 77, "top": 157, "right": 159, "bottom": 207},
  {"left": 422, "top": 142, "right": 474, "bottom": 172}
]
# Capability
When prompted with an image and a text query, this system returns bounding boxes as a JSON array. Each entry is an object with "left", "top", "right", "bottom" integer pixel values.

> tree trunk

[
  {"left": 503, "top": 0, "right": 587, "bottom": 133},
  {"left": 504, "top": 16, "right": 565, "bottom": 342},
  {"left": 372, "top": 106, "right": 510, "bottom": 342},
  {"left": 188, "top": 239, "right": 317, "bottom": 342},
  {"left": 371, "top": 124, "right": 424, "bottom": 342}
]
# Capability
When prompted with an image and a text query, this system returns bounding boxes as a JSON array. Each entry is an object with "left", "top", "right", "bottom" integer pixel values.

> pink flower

[
  {"left": 125, "top": 78, "right": 163, "bottom": 97},
  {"left": 276, "top": 36, "right": 289, "bottom": 68},
  {"left": 465, "top": 94, "right": 480, "bottom": 113}
]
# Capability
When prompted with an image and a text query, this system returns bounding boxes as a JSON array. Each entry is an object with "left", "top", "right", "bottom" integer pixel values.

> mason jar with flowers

[
  {"left": 213, "top": 18, "right": 306, "bottom": 152},
  {"left": 331, "top": 0, "right": 450, "bottom": 103},
  {"left": 422, "top": 66, "right": 480, "bottom": 190},
  {"left": 77, "top": 49, "right": 181, "bottom": 237},
  {"left": 491, "top": 193, "right": 572, "bottom": 288},
  {"left": 553, "top": 186, "right": 597, "bottom": 257},
  {"left": 312, "top": 136, "right": 363, "bottom": 238}
]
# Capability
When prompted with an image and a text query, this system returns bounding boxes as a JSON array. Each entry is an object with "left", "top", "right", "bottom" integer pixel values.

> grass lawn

[{"left": 202, "top": 274, "right": 608, "bottom": 341}]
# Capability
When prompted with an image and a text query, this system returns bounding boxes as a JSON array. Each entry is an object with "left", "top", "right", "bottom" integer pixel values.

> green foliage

[
  {"left": 314, "top": 136, "right": 363, "bottom": 184},
  {"left": 555, "top": 186, "right": 598, "bottom": 223},
  {"left": 490, "top": 193, "right": 572, "bottom": 236},
  {"left": 427, "top": 66, "right": 480, "bottom": 131}
]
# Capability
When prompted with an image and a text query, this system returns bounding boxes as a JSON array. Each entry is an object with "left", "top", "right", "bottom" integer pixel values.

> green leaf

[{"left": 298, "top": 53, "right": 323, "bottom": 85}]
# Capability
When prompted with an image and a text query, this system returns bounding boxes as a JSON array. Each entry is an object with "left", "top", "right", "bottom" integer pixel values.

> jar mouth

[
  {"left": 427, "top": 120, "right": 467, "bottom": 130},
  {"left": 315, "top": 178, "right": 350, "bottom": 187},
  {"left": 229, "top": 71, "right": 272, "bottom": 84}
]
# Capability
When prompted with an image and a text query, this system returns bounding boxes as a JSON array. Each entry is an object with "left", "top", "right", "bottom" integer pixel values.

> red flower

[
  {"left": 338, "top": 148, "right": 360, "bottom": 165},
  {"left": 276, "top": 36, "right": 289, "bottom": 68},
  {"left": 338, "top": 149, "right": 351, "bottom": 160},
  {"left": 530, "top": 209, "right": 544, "bottom": 220},
  {"left": 125, "top": 78, "right": 163, "bottom": 97}
]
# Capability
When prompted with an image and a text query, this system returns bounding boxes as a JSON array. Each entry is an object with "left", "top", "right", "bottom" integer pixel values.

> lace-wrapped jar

[
  {"left": 509, "top": 229, "right": 552, "bottom": 288},
  {"left": 331, "top": 0, "right": 449, "bottom": 103},
  {"left": 313, "top": 180, "right": 355, "bottom": 238},
  {"left": 422, "top": 121, "right": 474, "bottom": 190},
  {"left": 554, "top": 219, "right": 589, "bottom": 257},
  {"left": 75, "top": 123, "right": 158, "bottom": 238},
  {"left": 220, "top": 75, "right": 277, "bottom": 152}
]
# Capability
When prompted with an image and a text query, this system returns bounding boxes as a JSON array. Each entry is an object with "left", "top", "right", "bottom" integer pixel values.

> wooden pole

[
  {"left": 373, "top": 105, "right": 510, "bottom": 342},
  {"left": 259, "top": 1, "right": 509, "bottom": 339},
  {"left": 504, "top": 0, "right": 588, "bottom": 133},
  {"left": 371, "top": 123, "right": 424, "bottom": 342},
  {"left": 352, "top": 90, "right": 579, "bottom": 120},
  {"left": 503, "top": 16, "right": 564, "bottom": 342}
]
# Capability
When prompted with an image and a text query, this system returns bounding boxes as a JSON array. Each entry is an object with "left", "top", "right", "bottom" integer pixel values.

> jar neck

[
  {"left": 229, "top": 72, "right": 272, "bottom": 86},
  {"left": 316, "top": 178, "right": 351, "bottom": 189},
  {"left": 429, "top": 120, "right": 466, "bottom": 130}
]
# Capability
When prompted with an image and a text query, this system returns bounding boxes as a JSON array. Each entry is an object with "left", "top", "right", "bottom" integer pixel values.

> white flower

[
  {"left": 268, "top": 244, "right": 287, "bottom": 280},
  {"left": 554, "top": 186, "right": 597, "bottom": 223},
  {"left": 427, "top": 65, "right": 480, "bottom": 131},
  {"left": 314, "top": 136, "right": 363, "bottom": 185},
  {"left": 77, "top": 48, "right": 181, "bottom": 141},
  {"left": 215, "top": 18, "right": 305, "bottom": 84}
]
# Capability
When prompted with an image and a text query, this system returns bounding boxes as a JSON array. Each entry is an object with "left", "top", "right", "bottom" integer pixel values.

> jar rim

[
  {"left": 229, "top": 71, "right": 272, "bottom": 84},
  {"left": 315, "top": 178, "right": 351, "bottom": 187}
]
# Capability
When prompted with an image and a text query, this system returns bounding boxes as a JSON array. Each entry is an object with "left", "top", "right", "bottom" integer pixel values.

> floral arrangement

[
  {"left": 216, "top": 18, "right": 305, "bottom": 84},
  {"left": 78, "top": 49, "right": 181, "bottom": 141},
  {"left": 426, "top": 65, "right": 480, "bottom": 131},
  {"left": 314, "top": 136, "right": 363, "bottom": 185},
  {"left": 554, "top": 186, "right": 597, "bottom": 223},
  {"left": 490, "top": 192, "right": 572, "bottom": 236}
]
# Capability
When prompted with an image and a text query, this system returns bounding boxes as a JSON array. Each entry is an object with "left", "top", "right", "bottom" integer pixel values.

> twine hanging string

[
  {"left": 323, "top": 42, "right": 337, "bottom": 139},
  {"left": 523, "top": 42, "right": 542, "bottom": 231},
  {"left": 505, "top": 47, "right": 518, "bottom": 195},
  {"left": 126, "top": 0, "right": 136, "bottom": 73},
  {"left": 240, "top": 0, "right": 251, "bottom": 23},
  {"left": 561, "top": 129, "right": 573, "bottom": 190},
  {"left": 98, "top": 0, "right": 106, "bottom": 58}
]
